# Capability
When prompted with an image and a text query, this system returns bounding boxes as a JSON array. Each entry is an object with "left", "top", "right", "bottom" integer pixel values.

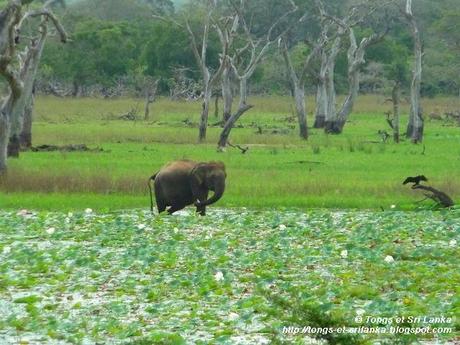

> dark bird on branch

[{"left": 403, "top": 175, "right": 428, "bottom": 186}]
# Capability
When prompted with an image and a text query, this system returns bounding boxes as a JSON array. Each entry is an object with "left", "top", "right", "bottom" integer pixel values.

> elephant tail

[{"left": 148, "top": 173, "right": 158, "bottom": 213}]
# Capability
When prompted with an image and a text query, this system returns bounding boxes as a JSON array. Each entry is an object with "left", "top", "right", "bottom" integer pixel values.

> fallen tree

[{"left": 412, "top": 184, "right": 454, "bottom": 208}]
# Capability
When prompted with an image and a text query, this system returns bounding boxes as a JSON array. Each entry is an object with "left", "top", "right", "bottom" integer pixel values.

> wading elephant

[{"left": 148, "top": 160, "right": 226, "bottom": 215}]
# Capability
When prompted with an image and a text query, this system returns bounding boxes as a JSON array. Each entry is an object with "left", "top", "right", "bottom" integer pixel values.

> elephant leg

[
  {"left": 196, "top": 191, "right": 208, "bottom": 216},
  {"left": 155, "top": 186, "right": 167, "bottom": 214},
  {"left": 157, "top": 201, "right": 167, "bottom": 214},
  {"left": 167, "top": 203, "right": 186, "bottom": 215}
]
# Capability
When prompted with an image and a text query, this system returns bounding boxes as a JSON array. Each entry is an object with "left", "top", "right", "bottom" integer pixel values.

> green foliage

[
  {"left": 32, "top": 0, "right": 460, "bottom": 96},
  {"left": 0, "top": 208, "right": 458, "bottom": 343},
  {"left": 0, "top": 95, "right": 459, "bottom": 211},
  {"left": 142, "top": 22, "right": 193, "bottom": 79}
]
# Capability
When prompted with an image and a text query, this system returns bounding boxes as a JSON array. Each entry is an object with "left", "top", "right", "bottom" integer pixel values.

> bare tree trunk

[
  {"left": 238, "top": 77, "right": 248, "bottom": 108},
  {"left": 20, "top": 90, "right": 34, "bottom": 149},
  {"left": 0, "top": 115, "right": 10, "bottom": 174},
  {"left": 392, "top": 81, "right": 400, "bottom": 143},
  {"left": 334, "top": 29, "right": 378, "bottom": 132},
  {"left": 143, "top": 77, "right": 158, "bottom": 121},
  {"left": 199, "top": 79, "right": 212, "bottom": 142},
  {"left": 144, "top": 94, "right": 152, "bottom": 121},
  {"left": 213, "top": 92, "right": 219, "bottom": 118},
  {"left": 0, "top": 1, "right": 66, "bottom": 173},
  {"left": 222, "top": 64, "right": 232, "bottom": 122},
  {"left": 294, "top": 84, "right": 308, "bottom": 139},
  {"left": 218, "top": 103, "right": 253, "bottom": 150},
  {"left": 215, "top": 0, "right": 297, "bottom": 149},
  {"left": 324, "top": 56, "right": 338, "bottom": 133},
  {"left": 218, "top": 77, "right": 252, "bottom": 149},
  {"left": 322, "top": 33, "right": 344, "bottom": 134},
  {"left": 0, "top": 96, "right": 15, "bottom": 174},
  {"left": 8, "top": 26, "right": 47, "bottom": 157},
  {"left": 404, "top": 0, "right": 424, "bottom": 143},
  {"left": 72, "top": 80, "right": 81, "bottom": 97},
  {"left": 144, "top": 90, "right": 154, "bottom": 121},
  {"left": 314, "top": 57, "right": 327, "bottom": 128},
  {"left": 281, "top": 41, "right": 308, "bottom": 139}
]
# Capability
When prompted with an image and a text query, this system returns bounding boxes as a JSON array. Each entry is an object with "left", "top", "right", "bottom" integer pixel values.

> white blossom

[
  {"left": 356, "top": 308, "right": 365, "bottom": 316},
  {"left": 228, "top": 312, "right": 239, "bottom": 321},
  {"left": 384, "top": 255, "right": 395, "bottom": 263},
  {"left": 279, "top": 224, "right": 287, "bottom": 230},
  {"left": 46, "top": 227, "right": 56, "bottom": 235},
  {"left": 16, "top": 209, "right": 29, "bottom": 216},
  {"left": 85, "top": 208, "right": 93, "bottom": 214},
  {"left": 214, "top": 271, "right": 224, "bottom": 282},
  {"left": 340, "top": 250, "right": 348, "bottom": 258},
  {"left": 449, "top": 239, "right": 457, "bottom": 247}
]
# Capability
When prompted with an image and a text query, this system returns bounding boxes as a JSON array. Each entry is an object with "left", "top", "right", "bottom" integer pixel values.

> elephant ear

[{"left": 190, "top": 163, "right": 208, "bottom": 187}]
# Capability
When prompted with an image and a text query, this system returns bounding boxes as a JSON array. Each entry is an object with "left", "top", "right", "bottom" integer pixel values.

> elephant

[{"left": 148, "top": 160, "right": 226, "bottom": 215}]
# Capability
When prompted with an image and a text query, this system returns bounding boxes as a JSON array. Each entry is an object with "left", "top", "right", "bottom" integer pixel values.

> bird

[{"left": 403, "top": 175, "right": 428, "bottom": 186}]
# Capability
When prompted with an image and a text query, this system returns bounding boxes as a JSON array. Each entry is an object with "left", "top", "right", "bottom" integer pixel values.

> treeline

[
  {"left": 39, "top": 0, "right": 460, "bottom": 98},
  {"left": 1, "top": 0, "right": 460, "bottom": 173}
]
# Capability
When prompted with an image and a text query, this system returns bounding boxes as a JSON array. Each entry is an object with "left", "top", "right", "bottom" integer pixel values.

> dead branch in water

[
  {"left": 411, "top": 184, "right": 454, "bottom": 208},
  {"left": 227, "top": 141, "right": 249, "bottom": 154}
]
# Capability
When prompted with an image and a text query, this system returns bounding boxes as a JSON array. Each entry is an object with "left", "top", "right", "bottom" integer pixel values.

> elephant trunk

[{"left": 200, "top": 179, "right": 225, "bottom": 206}]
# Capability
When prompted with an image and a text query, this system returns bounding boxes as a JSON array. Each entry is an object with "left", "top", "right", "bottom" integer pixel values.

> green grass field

[
  {"left": 0, "top": 96, "right": 459, "bottom": 344},
  {"left": 0, "top": 94, "right": 459, "bottom": 211}
]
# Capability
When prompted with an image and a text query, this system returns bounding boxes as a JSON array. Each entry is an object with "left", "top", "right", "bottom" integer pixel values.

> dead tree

[
  {"left": 280, "top": 12, "right": 330, "bottom": 139},
  {"left": 0, "top": 1, "right": 22, "bottom": 173},
  {"left": 315, "top": 0, "right": 388, "bottom": 134},
  {"left": 1, "top": 1, "right": 65, "bottom": 172},
  {"left": 221, "top": 62, "right": 232, "bottom": 121},
  {"left": 141, "top": 76, "right": 159, "bottom": 121},
  {"left": 412, "top": 184, "right": 454, "bottom": 208},
  {"left": 217, "top": 0, "right": 298, "bottom": 150},
  {"left": 213, "top": 12, "right": 239, "bottom": 123},
  {"left": 330, "top": 27, "right": 387, "bottom": 133},
  {"left": 20, "top": 82, "right": 34, "bottom": 149},
  {"left": 9, "top": 19, "right": 48, "bottom": 156},
  {"left": 1, "top": 1, "right": 67, "bottom": 166},
  {"left": 403, "top": 0, "right": 424, "bottom": 143},
  {"left": 391, "top": 80, "right": 400, "bottom": 142},
  {"left": 155, "top": 1, "right": 228, "bottom": 142},
  {"left": 184, "top": 1, "right": 227, "bottom": 141},
  {"left": 314, "top": 48, "right": 328, "bottom": 128}
]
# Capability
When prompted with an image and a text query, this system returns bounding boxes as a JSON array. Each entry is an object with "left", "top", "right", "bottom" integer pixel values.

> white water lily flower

[
  {"left": 356, "top": 308, "right": 365, "bottom": 316},
  {"left": 16, "top": 209, "right": 29, "bottom": 216},
  {"left": 449, "top": 239, "right": 457, "bottom": 247},
  {"left": 46, "top": 227, "right": 56, "bottom": 235},
  {"left": 85, "top": 208, "right": 93, "bottom": 214},
  {"left": 2, "top": 246, "right": 11, "bottom": 254},
  {"left": 137, "top": 224, "right": 146, "bottom": 230},
  {"left": 16, "top": 209, "right": 35, "bottom": 219},
  {"left": 279, "top": 224, "right": 287, "bottom": 230},
  {"left": 384, "top": 255, "right": 395, "bottom": 263},
  {"left": 228, "top": 312, "right": 239, "bottom": 321},
  {"left": 340, "top": 250, "right": 348, "bottom": 258},
  {"left": 214, "top": 271, "right": 224, "bottom": 282}
]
